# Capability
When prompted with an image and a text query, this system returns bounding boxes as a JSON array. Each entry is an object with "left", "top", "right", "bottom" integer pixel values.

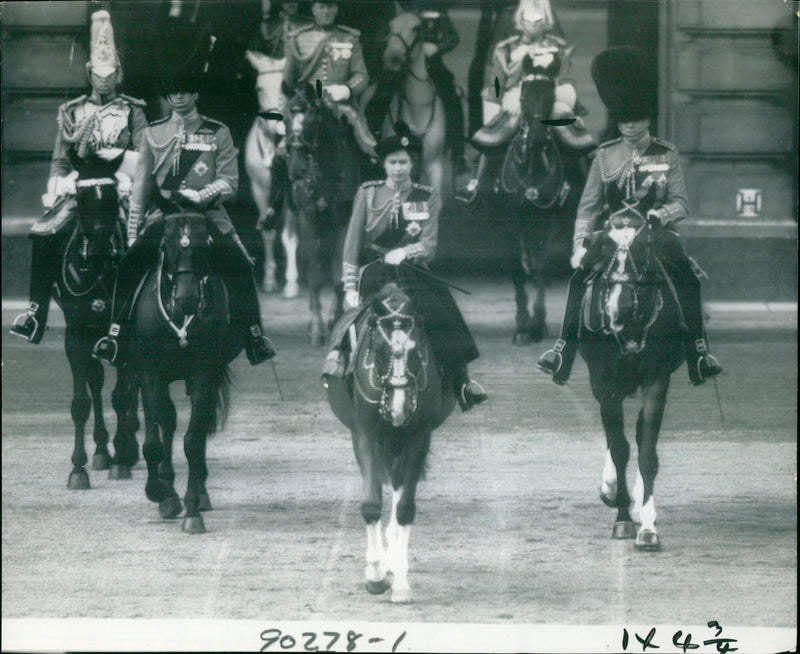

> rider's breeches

[
  {"left": 651, "top": 229, "right": 705, "bottom": 340},
  {"left": 213, "top": 236, "right": 264, "bottom": 332},
  {"left": 27, "top": 234, "right": 60, "bottom": 320}
]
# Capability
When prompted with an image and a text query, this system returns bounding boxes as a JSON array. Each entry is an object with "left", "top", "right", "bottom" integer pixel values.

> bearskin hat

[
  {"left": 591, "top": 46, "right": 654, "bottom": 123},
  {"left": 155, "top": 19, "right": 214, "bottom": 96}
]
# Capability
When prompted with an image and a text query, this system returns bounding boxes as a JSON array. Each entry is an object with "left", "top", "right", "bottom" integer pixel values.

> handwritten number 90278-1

[{"left": 261, "top": 628, "right": 400, "bottom": 652}]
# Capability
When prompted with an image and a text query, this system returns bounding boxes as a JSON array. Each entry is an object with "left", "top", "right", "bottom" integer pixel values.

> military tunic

[
  {"left": 131, "top": 108, "right": 238, "bottom": 235},
  {"left": 342, "top": 179, "right": 478, "bottom": 375},
  {"left": 573, "top": 134, "right": 688, "bottom": 248},
  {"left": 490, "top": 32, "right": 573, "bottom": 99},
  {"left": 282, "top": 23, "right": 368, "bottom": 98}
]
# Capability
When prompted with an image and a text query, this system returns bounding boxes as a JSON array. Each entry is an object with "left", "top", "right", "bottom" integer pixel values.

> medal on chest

[{"left": 401, "top": 201, "right": 429, "bottom": 238}]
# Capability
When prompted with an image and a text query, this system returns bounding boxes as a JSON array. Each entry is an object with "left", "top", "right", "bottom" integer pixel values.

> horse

[
  {"left": 285, "top": 83, "right": 364, "bottom": 346},
  {"left": 577, "top": 214, "right": 687, "bottom": 551},
  {"left": 131, "top": 210, "right": 242, "bottom": 533},
  {"left": 493, "top": 65, "right": 594, "bottom": 345},
  {"left": 243, "top": 48, "right": 300, "bottom": 298},
  {"left": 325, "top": 278, "right": 456, "bottom": 603},
  {"left": 48, "top": 157, "right": 140, "bottom": 490},
  {"left": 364, "top": 10, "right": 448, "bottom": 195}
]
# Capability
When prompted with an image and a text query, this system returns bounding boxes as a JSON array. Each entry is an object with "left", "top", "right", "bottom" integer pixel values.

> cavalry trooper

[
  {"left": 11, "top": 8, "right": 147, "bottom": 344},
  {"left": 537, "top": 46, "right": 723, "bottom": 387},
  {"left": 455, "top": 0, "right": 581, "bottom": 204},
  {"left": 280, "top": 0, "right": 376, "bottom": 157},
  {"left": 324, "top": 131, "right": 488, "bottom": 412},
  {"left": 92, "top": 19, "right": 276, "bottom": 367}
]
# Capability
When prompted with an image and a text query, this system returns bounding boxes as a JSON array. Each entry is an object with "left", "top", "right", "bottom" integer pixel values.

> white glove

[
  {"left": 115, "top": 172, "right": 132, "bottom": 197},
  {"left": 647, "top": 208, "right": 669, "bottom": 227},
  {"left": 570, "top": 246, "right": 587, "bottom": 269},
  {"left": 501, "top": 86, "right": 521, "bottom": 115},
  {"left": 325, "top": 84, "right": 351, "bottom": 102},
  {"left": 345, "top": 290, "right": 360, "bottom": 309},
  {"left": 178, "top": 188, "right": 202, "bottom": 204},
  {"left": 384, "top": 248, "right": 407, "bottom": 266},
  {"left": 95, "top": 147, "right": 124, "bottom": 161}
]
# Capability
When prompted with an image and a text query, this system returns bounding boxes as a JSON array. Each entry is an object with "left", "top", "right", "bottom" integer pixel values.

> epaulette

[
  {"left": 651, "top": 136, "right": 676, "bottom": 151},
  {"left": 496, "top": 35, "right": 520, "bottom": 49},
  {"left": 59, "top": 95, "right": 88, "bottom": 112},
  {"left": 119, "top": 94, "right": 146, "bottom": 108},
  {"left": 287, "top": 23, "right": 314, "bottom": 37},
  {"left": 412, "top": 182, "right": 434, "bottom": 193},
  {"left": 545, "top": 33, "right": 567, "bottom": 47},
  {"left": 336, "top": 24, "right": 361, "bottom": 37},
  {"left": 598, "top": 137, "right": 623, "bottom": 149},
  {"left": 361, "top": 180, "right": 384, "bottom": 188},
  {"left": 199, "top": 115, "right": 226, "bottom": 128}
]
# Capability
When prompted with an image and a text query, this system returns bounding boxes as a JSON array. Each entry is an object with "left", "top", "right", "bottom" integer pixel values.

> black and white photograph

[{"left": 1, "top": 0, "right": 797, "bottom": 651}]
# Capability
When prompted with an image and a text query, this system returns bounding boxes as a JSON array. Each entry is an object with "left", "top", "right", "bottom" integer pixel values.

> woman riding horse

[
  {"left": 92, "top": 19, "right": 276, "bottom": 367},
  {"left": 537, "top": 47, "right": 723, "bottom": 387},
  {"left": 324, "top": 131, "right": 487, "bottom": 412},
  {"left": 11, "top": 8, "right": 146, "bottom": 344}
]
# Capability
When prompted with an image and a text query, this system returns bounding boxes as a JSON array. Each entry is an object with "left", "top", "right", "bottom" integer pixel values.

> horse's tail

[{"left": 207, "top": 365, "right": 232, "bottom": 437}]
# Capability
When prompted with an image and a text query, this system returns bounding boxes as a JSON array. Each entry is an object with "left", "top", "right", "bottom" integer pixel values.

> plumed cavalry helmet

[
  {"left": 155, "top": 19, "right": 215, "bottom": 96},
  {"left": 375, "top": 123, "right": 424, "bottom": 162},
  {"left": 87, "top": 8, "right": 122, "bottom": 82},
  {"left": 591, "top": 46, "right": 654, "bottom": 123}
]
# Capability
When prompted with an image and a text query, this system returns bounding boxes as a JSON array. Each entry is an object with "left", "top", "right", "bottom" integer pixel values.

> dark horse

[
  {"left": 51, "top": 156, "right": 139, "bottom": 489},
  {"left": 131, "top": 210, "right": 243, "bottom": 533},
  {"left": 494, "top": 69, "right": 594, "bottom": 345},
  {"left": 285, "top": 84, "right": 365, "bottom": 346},
  {"left": 326, "top": 277, "right": 456, "bottom": 603},
  {"left": 578, "top": 215, "right": 686, "bottom": 551}
]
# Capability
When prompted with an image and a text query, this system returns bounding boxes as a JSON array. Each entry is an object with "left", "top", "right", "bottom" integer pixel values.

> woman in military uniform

[
  {"left": 92, "top": 19, "right": 276, "bottom": 367},
  {"left": 11, "top": 9, "right": 147, "bottom": 344},
  {"left": 537, "top": 46, "right": 723, "bottom": 387},
  {"left": 332, "top": 131, "right": 488, "bottom": 412}
]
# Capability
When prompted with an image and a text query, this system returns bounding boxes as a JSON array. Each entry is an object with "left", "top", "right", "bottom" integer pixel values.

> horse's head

[
  {"left": 246, "top": 50, "right": 286, "bottom": 116},
  {"left": 366, "top": 283, "right": 426, "bottom": 428},
  {"left": 383, "top": 12, "right": 422, "bottom": 72},
  {"left": 71, "top": 151, "right": 123, "bottom": 260},
  {"left": 161, "top": 213, "right": 213, "bottom": 320}
]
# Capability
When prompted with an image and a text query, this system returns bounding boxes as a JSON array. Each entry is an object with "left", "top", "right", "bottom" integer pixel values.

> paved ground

[{"left": 1, "top": 281, "right": 796, "bottom": 652}]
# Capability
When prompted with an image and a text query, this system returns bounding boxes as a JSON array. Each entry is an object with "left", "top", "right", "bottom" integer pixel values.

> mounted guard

[
  {"left": 92, "top": 18, "right": 276, "bottom": 367},
  {"left": 455, "top": 0, "right": 592, "bottom": 205},
  {"left": 537, "top": 46, "right": 723, "bottom": 387},
  {"left": 11, "top": 8, "right": 146, "bottom": 344},
  {"left": 280, "top": 0, "right": 376, "bottom": 158}
]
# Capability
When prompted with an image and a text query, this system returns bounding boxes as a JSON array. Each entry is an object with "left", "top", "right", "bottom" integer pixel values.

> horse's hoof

[
  {"left": 159, "top": 495, "right": 183, "bottom": 519},
  {"left": 182, "top": 516, "right": 206, "bottom": 534},
  {"left": 283, "top": 282, "right": 299, "bottom": 299},
  {"left": 108, "top": 464, "right": 132, "bottom": 480},
  {"left": 599, "top": 484, "right": 617, "bottom": 508},
  {"left": 67, "top": 469, "right": 91, "bottom": 490},
  {"left": 390, "top": 587, "right": 412, "bottom": 604},
  {"left": 146, "top": 479, "right": 174, "bottom": 503},
  {"left": 92, "top": 452, "right": 111, "bottom": 471},
  {"left": 634, "top": 528, "right": 661, "bottom": 551},
  {"left": 365, "top": 577, "right": 391, "bottom": 595},
  {"left": 512, "top": 332, "right": 531, "bottom": 346},
  {"left": 262, "top": 281, "right": 278, "bottom": 293},
  {"left": 198, "top": 493, "right": 212, "bottom": 512},
  {"left": 528, "top": 325, "right": 545, "bottom": 343},
  {"left": 612, "top": 520, "right": 637, "bottom": 540}
]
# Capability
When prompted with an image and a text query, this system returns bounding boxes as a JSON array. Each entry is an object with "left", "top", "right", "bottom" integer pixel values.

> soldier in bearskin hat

[
  {"left": 92, "top": 18, "right": 276, "bottom": 367},
  {"left": 10, "top": 7, "right": 147, "bottom": 344},
  {"left": 537, "top": 46, "right": 723, "bottom": 386},
  {"left": 323, "top": 127, "right": 488, "bottom": 411}
]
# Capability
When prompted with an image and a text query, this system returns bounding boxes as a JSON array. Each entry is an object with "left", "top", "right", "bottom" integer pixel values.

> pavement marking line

[{"left": 203, "top": 539, "right": 231, "bottom": 617}]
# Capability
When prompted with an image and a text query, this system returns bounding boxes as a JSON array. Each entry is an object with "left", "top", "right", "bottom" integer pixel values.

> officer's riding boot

[
  {"left": 10, "top": 236, "right": 57, "bottom": 343},
  {"left": 677, "top": 277, "right": 722, "bottom": 386},
  {"left": 537, "top": 272, "right": 583, "bottom": 385},
  {"left": 452, "top": 363, "right": 488, "bottom": 412},
  {"left": 226, "top": 238, "right": 276, "bottom": 365},
  {"left": 93, "top": 229, "right": 161, "bottom": 365}
]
